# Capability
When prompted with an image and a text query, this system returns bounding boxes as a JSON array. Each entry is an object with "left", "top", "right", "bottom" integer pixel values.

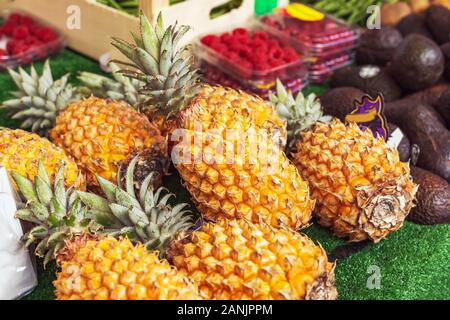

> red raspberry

[
  {"left": 201, "top": 34, "right": 219, "bottom": 47},
  {"left": 267, "top": 39, "right": 280, "bottom": 49},
  {"left": 0, "top": 48, "right": 7, "bottom": 56},
  {"left": 283, "top": 48, "right": 299, "bottom": 63},
  {"left": 25, "top": 36, "right": 42, "bottom": 47},
  {"left": 35, "top": 26, "right": 58, "bottom": 42},
  {"left": 220, "top": 33, "right": 233, "bottom": 44},
  {"left": 11, "top": 41, "right": 29, "bottom": 55},
  {"left": 255, "top": 62, "right": 270, "bottom": 71},
  {"left": 269, "top": 57, "right": 284, "bottom": 68},
  {"left": 252, "top": 31, "right": 269, "bottom": 42},
  {"left": 7, "top": 13, "right": 22, "bottom": 23},
  {"left": 232, "top": 28, "right": 248, "bottom": 38},
  {"left": 2, "top": 21, "right": 16, "bottom": 37},
  {"left": 249, "top": 51, "right": 268, "bottom": 66},
  {"left": 13, "top": 26, "right": 30, "bottom": 40},
  {"left": 251, "top": 39, "right": 269, "bottom": 53},
  {"left": 268, "top": 47, "right": 284, "bottom": 60},
  {"left": 210, "top": 42, "right": 228, "bottom": 54},
  {"left": 20, "top": 16, "right": 35, "bottom": 27}
]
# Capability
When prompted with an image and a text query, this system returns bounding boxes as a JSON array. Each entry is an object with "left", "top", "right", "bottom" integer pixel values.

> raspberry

[
  {"left": 232, "top": 28, "right": 248, "bottom": 38},
  {"left": 8, "top": 13, "right": 22, "bottom": 23},
  {"left": 220, "top": 33, "right": 233, "bottom": 44},
  {"left": 251, "top": 39, "right": 269, "bottom": 53},
  {"left": 255, "top": 62, "right": 270, "bottom": 71},
  {"left": 269, "top": 57, "right": 284, "bottom": 68},
  {"left": 2, "top": 21, "right": 16, "bottom": 37},
  {"left": 283, "top": 48, "right": 299, "bottom": 63},
  {"left": 201, "top": 34, "right": 219, "bottom": 46},
  {"left": 6, "top": 40, "right": 16, "bottom": 54},
  {"left": 13, "top": 26, "right": 30, "bottom": 40},
  {"left": 249, "top": 51, "right": 268, "bottom": 66},
  {"left": 268, "top": 47, "right": 284, "bottom": 60},
  {"left": 252, "top": 31, "right": 269, "bottom": 42},
  {"left": 0, "top": 48, "right": 7, "bottom": 56},
  {"left": 35, "top": 27, "right": 58, "bottom": 42},
  {"left": 11, "top": 41, "right": 29, "bottom": 55},
  {"left": 25, "top": 36, "right": 42, "bottom": 47},
  {"left": 210, "top": 42, "right": 228, "bottom": 54},
  {"left": 20, "top": 16, "right": 35, "bottom": 27}
]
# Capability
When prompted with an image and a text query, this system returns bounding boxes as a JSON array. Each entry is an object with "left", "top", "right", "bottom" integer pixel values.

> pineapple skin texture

[
  {"left": 54, "top": 237, "right": 200, "bottom": 300},
  {"left": 174, "top": 86, "right": 314, "bottom": 230},
  {"left": 171, "top": 219, "right": 337, "bottom": 300},
  {"left": 50, "top": 97, "right": 164, "bottom": 189},
  {"left": 293, "top": 120, "right": 418, "bottom": 242},
  {"left": 0, "top": 128, "right": 85, "bottom": 189}
]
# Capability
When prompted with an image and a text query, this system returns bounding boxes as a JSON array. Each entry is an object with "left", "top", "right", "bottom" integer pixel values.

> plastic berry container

[
  {"left": 308, "top": 51, "right": 355, "bottom": 84},
  {"left": 0, "top": 10, "right": 66, "bottom": 69},
  {"left": 256, "top": 8, "right": 360, "bottom": 59},
  {"left": 195, "top": 24, "right": 310, "bottom": 98}
]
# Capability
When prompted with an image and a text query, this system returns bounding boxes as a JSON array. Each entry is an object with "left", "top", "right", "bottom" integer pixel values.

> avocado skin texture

[
  {"left": 408, "top": 166, "right": 450, "bottom": 225},
  {"left": 396, "top": 12, "right": 432, "bottom": 39},
  {"left": 390, "top": 34, "right": 444, "bottom": 91},
  {"left": 434, "top": 89, "right": 450, "bottom": 128},
  {"left": 331, "top": 65, "right": 402, "bottom": 102},
  {"left": 397, "top": 104, "right": 450, "bottom": 182},
  {"left": 356, "top": 27, "right": 403, "bottom": 66},
  {"left": 426, "top": 5, "right": 450, "bottom": 45},
  {"left": 319, "top": 87, "right": 367, "bottom": 121},
  {"left": 441, "top": 43, "right": 450, "bottom": 82}
]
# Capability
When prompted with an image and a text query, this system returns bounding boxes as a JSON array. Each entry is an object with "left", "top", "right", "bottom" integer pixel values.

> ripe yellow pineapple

[
  {"left": 170, "top": 219, "right": 337, "bottom": 300},
  {"left": 49, "top": 96, "right": 163, "bottom": 189},
  {"left": 293, "top": 119, "right": 418, "bottom": 242},
  {"left": 1, "top": 61, "right": 166, "bottom": 190},
  {"left": 54, "top": 237, "right": 199, "bottom": 300},
  {"left": 112, "top": 13, "right": 313, "bottom": 230},
  {"left": 0, "top": 128, "right": 85, "bottom": 189}
]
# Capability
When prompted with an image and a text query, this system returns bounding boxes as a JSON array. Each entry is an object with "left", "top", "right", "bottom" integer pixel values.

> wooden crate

[{"left": 0, "top": 0, "right": 256, "bottom": 62}]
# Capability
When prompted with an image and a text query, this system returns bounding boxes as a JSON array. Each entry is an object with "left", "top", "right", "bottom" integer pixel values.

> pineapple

[
  {"left": 292, "top": 119, "right": 418, "bottom": 242},
  {"left": 13, "top": 158, "right": 195, "bottom": 266},
  {"left": 111, "top": 13, "right": 314, "bottom": 230},
  {"left": 78, "top": 62, "right": 145, "bottom": 106},
  {"left": 0, "top": 128, "right": 85, "bottom": 189},
  {"left": 270, "top": 79, "right": 331, "bottom": 153},
  {"left": 15, "top": 163, "right": 333, "bottom": 301},
  {"left": 1, "top": 61, "right": 166, "bottom": 190},
  {"left": 170, "top": 218, "right": 337, "bottom": 300},
  {"left": 54, "top": 237, "right": 199, "bottom": 300}
]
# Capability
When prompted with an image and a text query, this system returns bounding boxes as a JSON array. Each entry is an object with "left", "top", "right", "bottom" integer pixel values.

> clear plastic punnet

[
  {"left": 256, "top": 7, "right": 360, "bottom": 59},
  {"left": 0, "top": 167, "right": 38, "bottom": 300},
  {"left": 0, "top": 9, "right": 66, "bottom": 69},
  {"left": 195, "top": 22, "right": 310, "bottom": 98}
]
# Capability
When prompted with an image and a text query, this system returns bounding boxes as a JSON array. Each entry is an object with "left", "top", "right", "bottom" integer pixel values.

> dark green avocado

[
  {"left": 389, "top": 34, "right": 444, "bottom": 91},
  {"left": 396, "top": 12, "right": 432, "bottom": 39},
  {"left": 426, "top": 5, "right": 450, "bottom": 44},
  {"left": 331, "top": 65, "right": 402, "bottom": 101}
]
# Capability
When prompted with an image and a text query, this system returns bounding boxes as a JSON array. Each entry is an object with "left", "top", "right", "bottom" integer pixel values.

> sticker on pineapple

[{"left": 345, "top": 94, "right": 389, "bottom": 140}]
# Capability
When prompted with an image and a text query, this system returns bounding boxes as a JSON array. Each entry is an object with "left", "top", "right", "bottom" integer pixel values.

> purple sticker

[{"left": 345, "top": 95, "right": 388, "bottom": 140}]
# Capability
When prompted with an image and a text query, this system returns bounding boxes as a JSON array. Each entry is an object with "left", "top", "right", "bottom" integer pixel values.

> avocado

[
  {"left": 396, "top": 12, "right": 432, "bottom": 39},
  {"left": 319, "top": 87, "right": 367, "bottom": 121},
  {"left": 407, "top": 166, "right": 450, "bottom": 225},
  {"left": 355, "top": 27, "right": 403, "bottom": 66},
  {"left": 331, "top": 65, "right": 402, "bottom": 102},
  {"left": 441, "top": 42, "right": 450, "bottom": 81},
  {"left": 426, "top": 5, "right": 450, "bottom": 44},
  {"left": 396, "top": 104, "right": 450, "bottom": 182},
  {"left": 390, "top": 34, "right": 444, "bottom": 91},
  {"left": 387, "top": 123, "right": 411, "bottom": 162},
  {"left": 434, "top": 89, "right": 450, "bottom": 128}
]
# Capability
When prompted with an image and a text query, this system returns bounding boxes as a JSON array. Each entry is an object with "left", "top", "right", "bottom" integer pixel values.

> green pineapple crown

[
  {"left": 111, "top": 12, "right": 201, "bottom": 115},
  {"left": 270, "top": 79, "right": 332, "bottom": 151},
  {"left": 12, "top": 162, "right": 100, "bottom": 266},
  {"left": 77, "top": 62, "right": 145, "bottom": 107},
  {"left": 1, "top": 60, "right": 81, "bottom": 136},
  {"left": 13, "top": 157, "right": 195, "bottom": 266},
  {"left": 78, "top": 156, "right": 195, "bottom": 256}
]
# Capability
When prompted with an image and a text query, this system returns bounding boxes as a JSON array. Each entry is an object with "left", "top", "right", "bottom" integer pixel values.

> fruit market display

[
  {"left": 0, "top": 12, "right": 63, "bottom": 68},
  {"left": 0, "top": 1, "right": 449, "bottom": 301}
]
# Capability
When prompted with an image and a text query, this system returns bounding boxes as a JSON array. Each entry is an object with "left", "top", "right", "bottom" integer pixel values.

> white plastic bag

[{"left": 0, "top": 167, "right": 37, "bottom": 300}]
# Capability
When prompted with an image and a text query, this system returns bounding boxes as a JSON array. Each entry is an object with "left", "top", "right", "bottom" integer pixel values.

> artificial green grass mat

[{"left": 1, "top": 50, "right": 449, "bottom": 300}]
